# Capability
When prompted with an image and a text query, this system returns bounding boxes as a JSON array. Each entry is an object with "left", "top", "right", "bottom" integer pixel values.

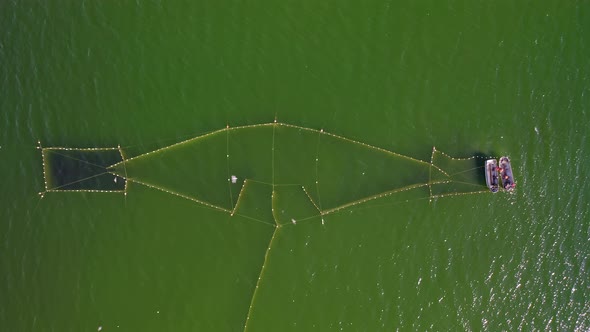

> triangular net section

[{"left": 429, "top": 149, "right": 489, "bottom": 199}]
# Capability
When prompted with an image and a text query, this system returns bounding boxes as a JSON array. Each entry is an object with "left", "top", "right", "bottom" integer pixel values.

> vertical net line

[
  {"left": 38, "top": 141, "right": 48, "bottom": 192},
  {"left": 226, "top": 126, "right": 234, "bottom": 209},
  {"left": 271, "top": 120, "right": 277, "bottom": 185},
  {"left": 271, "top": 120, "right": 278, "bottom": 226},
  {"left": 243, "top": 225, "right": 279, "bottom": 332},
  {"left": 117, "top": 144, "right": 129, "bottom": 196},
  {"left": 429, "top": 146, "right": 436, "bottom": 202},
  {"left": 315, "top": 129, "right": 323, "bottom": 211}
]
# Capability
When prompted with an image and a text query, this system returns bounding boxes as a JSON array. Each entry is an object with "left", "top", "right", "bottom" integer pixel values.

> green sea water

[{"left": 1, "top": 1, "right": 589, "bottom": 331}]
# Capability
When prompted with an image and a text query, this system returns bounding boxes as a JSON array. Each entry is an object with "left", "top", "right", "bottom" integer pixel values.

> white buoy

[{"left": 231, "top": 175, "right": 238, "bottom": 184}]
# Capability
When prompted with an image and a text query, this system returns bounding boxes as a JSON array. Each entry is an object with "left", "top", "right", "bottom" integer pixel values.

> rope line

[
  {"left": 46, "top": 171, "right": 111, "bottom": 191},
  {"left": 43, "top": 149, "right": 109, "bottom": 170},
  {"left": 447, "top": 165, "right": 485, "bottom": 177}
]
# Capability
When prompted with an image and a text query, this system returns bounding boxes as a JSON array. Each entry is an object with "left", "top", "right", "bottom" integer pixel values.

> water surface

[{"left": 1, "top": 1, "right": 589, "bottom": 331}]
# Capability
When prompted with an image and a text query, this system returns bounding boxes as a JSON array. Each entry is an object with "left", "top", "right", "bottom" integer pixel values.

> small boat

[
  {"left": 499, "top": 156, "right": 516, "bottom": 191},
  {"left": 485, "top": 159, "right": 499, "bottom": 193}
]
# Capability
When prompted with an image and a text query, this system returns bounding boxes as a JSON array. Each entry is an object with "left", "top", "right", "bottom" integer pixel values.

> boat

[
  {"left": 499, "top": 156, "right": 516, "bottom": 191},
  {"left": 485, "top": 159, "right": 499, "bottom": 193}
]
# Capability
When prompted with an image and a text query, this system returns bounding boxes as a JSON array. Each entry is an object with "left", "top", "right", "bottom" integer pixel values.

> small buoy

[{"left": 231, "top": 175, "right": 238, "bottom": 184}]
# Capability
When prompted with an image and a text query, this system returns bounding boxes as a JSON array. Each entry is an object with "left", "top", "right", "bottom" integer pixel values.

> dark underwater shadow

[{"left": 44, "top": 149, "right": 126, "bottom": 191}]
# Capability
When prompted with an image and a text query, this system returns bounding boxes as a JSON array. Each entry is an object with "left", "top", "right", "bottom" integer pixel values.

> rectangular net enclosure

[{"left": 40, "top": 146, "right": 126, "bottom": 193}]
